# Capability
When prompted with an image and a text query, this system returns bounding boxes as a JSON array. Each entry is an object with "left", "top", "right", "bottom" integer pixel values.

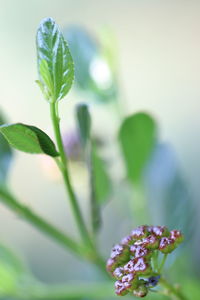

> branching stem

[
  {"left": 50, "top": 102, "right": 92, "bottom": 248},
  {"left": 0, "top": 187, "right": 86, "bottom": 257}
]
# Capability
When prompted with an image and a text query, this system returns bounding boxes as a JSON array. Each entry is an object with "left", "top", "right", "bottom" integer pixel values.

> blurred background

[{"left": 0, "top": 0, "right": 200, "bottom": 296}]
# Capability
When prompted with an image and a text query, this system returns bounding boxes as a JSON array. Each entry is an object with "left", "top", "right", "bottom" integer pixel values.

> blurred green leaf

[
  {"left": 64, "top": 26, "right": 117, "bottom": 103},
  {"left": 36, "top": 18, "right": 74, "bottom": 101},
  {"left": 0, "top": 123, "right": 59, "bottom": 157},
  {"left": 0, "top": 112, "right": 13, "bottom": 183},
  {"left": 64, "top": 26, "right": 97, "bottom": 91},
  {"left": 183, "top": 279, "right": 200, "bottom": 299},
  {"left": 92, "top": 145, "right": 111, "bottom": 205},
  {"left": 0, "top": 243, "right": 26, "bottom": 276},
  {"left": 76, "top": 104, "right": 91, "bottom": 148},
  {"left": 98, "top": 26, "right": 118, "bottom": 75},
  {"left": 144, "top": 143, "right": 194, "bottom": 243},
  {"left": 0, "top": 242, "right": 28, "bottom": 297},
  {"left": 75, "top": 104, "right": 110, "bottom": 231},
  {"left": 119, "top": 112, "right": 157, "bottom": 184}
]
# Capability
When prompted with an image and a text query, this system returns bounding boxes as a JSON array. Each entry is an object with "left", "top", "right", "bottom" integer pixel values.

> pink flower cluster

[{"left": 106, "top": 225, "right": 183, "bottom": 297}]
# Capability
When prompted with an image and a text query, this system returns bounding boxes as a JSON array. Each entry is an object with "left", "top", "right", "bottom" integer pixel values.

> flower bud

[
  {"left": 122, "top": 273, "right": 138, "bottom": 290},
  {"left": 106, "top": 258, "right": 117, "bottom": 274},
  {"left": 151, "top": 226, "right": 169, "bottom": 238},
  {"left": 133, "top": 283, "right": 148, "bottom": 298},
  {"left": 124, "top": 259, "right": 135, "bottom": 273},
  {"left": 159, "top": 237, "right": 175, "bottom": 254},
  {"left": 141, "top": 235, "right": 159, "bottom": 250},
  {"left": 131, "top": 226, "right": 148, "bottom": 240},
  {"left": 115, "top": 280, "right": 129, "bottom": 296},
  {"left": 133, "top": 258, "right": 151, "bottom": 275},
  {"left": 113, "top": 267, "right": 124, "bottom": 280},
  {"left": 121, "top": 235, "right": 134, "bottom": 246},
  {"left": 134, "top": 246, "right": 151, "bottom": 259},
  {"left": 110, "top": 244, "right": 129, "bottom": 263},
  {"left": 170, "top": 230, "right": 184, "bottom": 245}
]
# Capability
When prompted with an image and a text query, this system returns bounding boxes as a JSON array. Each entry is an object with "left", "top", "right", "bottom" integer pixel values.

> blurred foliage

[
  {"left": 118, "top": 112, "right": 157, "bottom": 184},
  {"left": 0, "top": 243, "right": 30, "bottom": 298},
  {"left": 0, "top": 112, "right": 13, "bottom": 183},
  {"left": 63, "top": 26, "right": 118, "bottom": 103},
  {"left": 76, "top": 103, "right": 91, "bottom": 148},
  {"left": 144, "top": 143, "right": 195, "bottom": 243},
  {"left": 91, "top": 144, "right": 111, "bottom": 206},
  {"left": 76, "top": 103, "right": 111, "bottom": 233}
]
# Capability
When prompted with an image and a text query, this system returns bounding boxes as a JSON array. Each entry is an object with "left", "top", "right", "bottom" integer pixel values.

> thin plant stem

[
  {"left": 159, "top": 277, "right": 188, "bottom": 300},
  {"left": 0, "top": 186, "right": 108, "bottom": 276},
  {"left": 0, "top": 186, "right": 86, "bottom": 257},
  {"left": 158, "top": 254, "right": 168, "bottom": 273},
  {"left": 152, "top": 250, "right": 159, "bottom": 272},
  {"left": 50, "top": 102, "right": 92, "bottom": 248},
  {"left": 49, "top": 103, "right": 108, "bottom": 276}
]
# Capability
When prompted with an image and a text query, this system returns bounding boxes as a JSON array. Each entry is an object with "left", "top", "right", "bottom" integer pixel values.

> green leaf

[
  {"left": 36, "top": 17, "right": 74, "bottom": 101},
  {"left": 0, "top": 123, "right": 59, "bottom": 157},
  {"left": 76, "top": 103, "right": 91, "bottom": 147},
  {"left": 0, "top": 111, "right": 13, "bottom": 183},
  {"left": 119, "top": 112, "right": 157, "bottom": 184},
  {"left": 144, "top": 143, "right": 194, "bottom": 244}
]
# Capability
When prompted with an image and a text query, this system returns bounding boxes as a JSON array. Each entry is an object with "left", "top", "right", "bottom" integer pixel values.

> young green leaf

[
  {"left": 0, "top": 111, "right": 13, "bottom": 183},
  {"left": 76, "top": 103, "right": 91, "bottom": 147},
  {"left": 119, "top": 112, "right": 157, "bottom": 184},
  {"left": 0, "top": 123, "right": 59, "bottom": 157},
  {"left": 36, "top": 17, "right": 74, "bottom": 102}
]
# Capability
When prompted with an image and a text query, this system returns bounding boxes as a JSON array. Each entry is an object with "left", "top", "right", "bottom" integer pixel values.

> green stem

[
  {"left": 50, "top": 102, "right": 91, "bottom": 247},
  {"left": 158, "top": 254, "right": 168, "bottom": 273},
  {"left": 50, "top": 103, "right": 107, "bottom": 275},
  {"left": 152, "top": 250, "right": 159, "bottom": 271},
  {"left": 159, "top": 277, "right": 188, "bottom": 300},
  {"left": 0, "top": 187, "right": 87, "bottom": 257},
  {"left": 0, "top": 186, "right": 108, "bottom": 276}
]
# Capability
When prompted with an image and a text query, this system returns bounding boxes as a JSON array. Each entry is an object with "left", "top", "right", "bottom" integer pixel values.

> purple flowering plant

[
  {"left": 0, "top": 18, "right": 191, "bottom": 299},
  {"left": 107, "top": 225, "right": 185, "bottom": 298}
]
